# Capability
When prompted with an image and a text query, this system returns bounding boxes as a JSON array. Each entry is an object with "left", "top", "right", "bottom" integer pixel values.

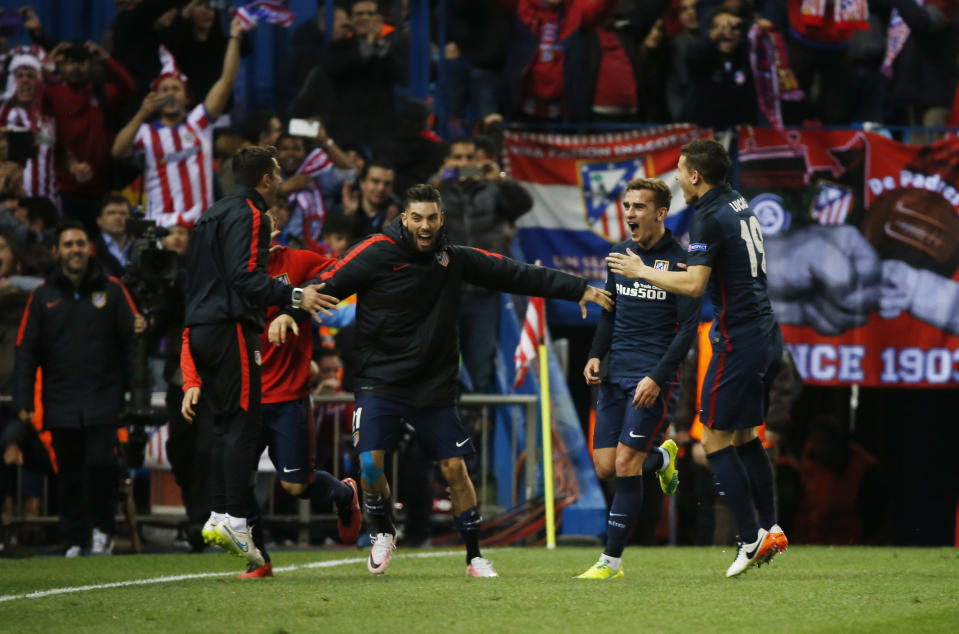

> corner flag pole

[{"left": 538, "top": 296, "right": 557, "bottom": 549}]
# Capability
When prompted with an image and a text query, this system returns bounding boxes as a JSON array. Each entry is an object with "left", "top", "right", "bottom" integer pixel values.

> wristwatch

[{"left": 291, "top": 287, "right": 304, "bottom": 309}]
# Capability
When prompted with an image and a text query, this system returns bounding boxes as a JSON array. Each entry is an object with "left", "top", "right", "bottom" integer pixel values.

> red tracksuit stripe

[
  {"left": 466, "top": 246, "right": 504, "bottom": 260},
  {"left": 108, "top": 276, "right": 139, "bottom": 315},
  {"left": 320, "top": 235, "right": 395, "bottom": 281},
  {"left": 236, "top": 323, "right": 250, "bottom": 411},
  {"left": 245, "top": 199, "right": 261, "bottom": 271},
  {"left": 15, "top": 292, "right": 34, "bottom": 346}
]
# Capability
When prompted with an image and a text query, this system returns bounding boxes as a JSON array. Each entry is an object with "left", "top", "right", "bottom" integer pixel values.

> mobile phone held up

[{"left": 289, "top": 118, "right": 320, "bottom": 138}]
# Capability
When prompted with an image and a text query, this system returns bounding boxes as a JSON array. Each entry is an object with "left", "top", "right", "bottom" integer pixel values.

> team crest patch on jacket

[
  {"left": 436, "top": 251, "right": 450, "bottom": 267},
  {"left": 274, "top": 273, "right": 290, "bottom": 284},
  {"left": 654, "top": 259, "right": 669, "bottom": 271},
  {"left": 92, "top": 292, "right": 107, "bottom": 308},
  {"left": 254, "top": 350, "right": 262, "bottom": 366}
]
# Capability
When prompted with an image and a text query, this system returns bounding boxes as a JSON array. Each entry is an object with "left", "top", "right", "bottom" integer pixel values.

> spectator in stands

[
  {"left": 761, "top": 0, "right": 858, "bottom": 125},
  {"left": 162, "top": 0, "right": 253, "bottom": 116},
  {"left": 444, "top": 1, "right": 510, "bottom": 134},
  {"left": 311, "top": 347, "right": 354, "bottom": 475},
  {"left": 884, "top": 0, "right": 959, "bottom": 132},
  {"left": 317, "top": 0, "right": 406, "bottom": 146},
  {"left": 0, "top": 46, "right": 57, "bottom": 202},
  {"left": 104, "top": 0, "right": 178, "bottom": 102},
  {"left": 666, "top": 0, "right": 700, "bottom": 120},
  {"left": 276, "top": 125, "right": 356, "bottom": 252},
  {"left": 338, "top": 159, "right": 400, "bottom": 239},
  {"left": 12, "top": 220, "right": 140, "bottom": 557},
  {"left": 218, "top": 110, "right": 283, "bottom": 194},
  {"left": 0, "top": 159, "right": 25, "bottom": 202},
  {"left": 382, "top": 99, "right": 445, "bottom": 197},
  {"left": 680, "top": 7, "right": 758, "bottom": 128},
  {"left": 44, "top": 39, "right": 135, "bottom": 232},
  {"left": 93, "top": 194, "right": 132, "bottom": 278},
  {"left": 284, "top": 3, "right": 352, "bottom": 109},
  {"left": 112, "top": 17, "right": 253, "bottom": 228},
  {"left": 435, "top": 138, "right": 533, "bottom": 394},
  {"left": 498, "top": 0, "right": 618, "bottom": 122},
  {"left": 16, "top": 196, "right": 58, "bottom": 238}
]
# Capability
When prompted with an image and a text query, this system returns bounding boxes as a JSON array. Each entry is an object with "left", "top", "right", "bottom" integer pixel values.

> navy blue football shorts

[
  {"left": 593, "top": 377, "right": 678, "bottom": 452},
  {"left": 699, "top": 327, "right": 783, "bottom": 431},
  {"left": 262, "top": 398, "right": 312, "bottom": 484},
  {"left": 352, "top": 394, "right": 476, "bottom": 460}
]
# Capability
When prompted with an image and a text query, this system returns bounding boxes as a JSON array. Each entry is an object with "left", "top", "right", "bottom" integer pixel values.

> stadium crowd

[{"left": 0, "top": 0, "right": 955, "bottom": 556}]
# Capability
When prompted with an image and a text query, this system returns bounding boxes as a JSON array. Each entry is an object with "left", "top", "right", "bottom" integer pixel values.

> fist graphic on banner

[{"left": 766, "top": 225, "right": 881, "bottom": 335}]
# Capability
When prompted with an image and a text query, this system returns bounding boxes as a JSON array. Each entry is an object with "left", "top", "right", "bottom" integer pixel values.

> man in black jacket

[
  {"left": 179, "top": 145, "right": 336, "bottom": 567},
  {"left": 13, "top": 220, "right": 139, "bottom": 556},
  {"left": 271, "top": 184, "right": 612, "bottom": 577}
]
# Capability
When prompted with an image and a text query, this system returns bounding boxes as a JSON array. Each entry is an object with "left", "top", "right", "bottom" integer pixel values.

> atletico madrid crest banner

[
  {"left": 737, "top": 127, "right": 959, "bottom": 388},
  {"left": 504, "top": 126, "right": 712, "bottom": 282}
]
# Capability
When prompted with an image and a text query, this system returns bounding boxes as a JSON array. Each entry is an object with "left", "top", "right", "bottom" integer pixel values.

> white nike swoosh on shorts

[{"left": 455, "top": 439, "right": 470, "bottom": 447}]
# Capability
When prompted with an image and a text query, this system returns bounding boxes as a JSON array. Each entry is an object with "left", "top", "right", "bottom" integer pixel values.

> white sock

[
  {"left": 211, "top": 511, "right": 226, "bottom": 523},
  {"left": 657, "top": 446, "right": 670, "bottom": 472},
  {"left": 600, "top": 553, "right": 622, "bottom": 571},
  {"left": 227, "top": 514, "right": 247, "bottom": 531}
]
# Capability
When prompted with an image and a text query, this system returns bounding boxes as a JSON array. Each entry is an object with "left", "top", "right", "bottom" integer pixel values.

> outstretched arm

[
  {"left": 607, "top": 250, "right": 711, "bottom": 297},
  {"left": 204, "top": 17, "right": 250, "bottom": 120}
]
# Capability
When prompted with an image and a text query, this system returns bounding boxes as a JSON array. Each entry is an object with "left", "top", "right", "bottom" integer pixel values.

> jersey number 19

[{"left": 739, "top": 216, "right": 766, "bottom": 277}]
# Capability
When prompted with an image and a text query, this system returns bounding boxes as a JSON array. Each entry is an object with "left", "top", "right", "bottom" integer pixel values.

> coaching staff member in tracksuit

[
  {"left": 13, "top": 219, "right": 140, "bottom": 557},
  {"left": 179, "top": 145, "right": 337, "bottom": 567},
  {"left": 272, "top": 184, "right": 613, "bottom": 578}
]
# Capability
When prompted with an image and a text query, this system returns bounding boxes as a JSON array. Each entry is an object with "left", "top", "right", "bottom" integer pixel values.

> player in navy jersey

[
  {"left": 607, "top": 140, "right": 786, "bottom": 577},
  {"left": 576, "top": 178, "right": 700, "bottom": 580}
]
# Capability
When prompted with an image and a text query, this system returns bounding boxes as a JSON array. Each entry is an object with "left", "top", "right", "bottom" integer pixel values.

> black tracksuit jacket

[
  {"left": 13, "top": 262, "right": 137, "bottom": 429},
  {"left": 184, "top": 186, "right": 293, "bottom": 331},
  {"left": 309, "top": 216, "right": 588, "bottom": 407}
]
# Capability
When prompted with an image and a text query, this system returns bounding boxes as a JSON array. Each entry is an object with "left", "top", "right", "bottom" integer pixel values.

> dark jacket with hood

[
  {"left": 308, "top": 215, "right": 587, "bottom": 407},
  {"left": 13, "top": 261, "right": 137, "bottom": 429}
]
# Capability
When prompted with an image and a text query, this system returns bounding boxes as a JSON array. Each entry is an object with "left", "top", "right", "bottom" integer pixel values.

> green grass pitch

[{"left": 1, "top": 546, "right": 957, "bottom": 632}]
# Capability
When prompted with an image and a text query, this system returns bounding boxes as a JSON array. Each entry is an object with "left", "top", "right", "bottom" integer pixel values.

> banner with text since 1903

[{"left": 738, "top": 127, "right": 959, "bottom": 388}]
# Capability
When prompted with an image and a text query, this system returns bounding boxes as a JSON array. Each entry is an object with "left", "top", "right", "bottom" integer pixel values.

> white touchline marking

[{"left": 0, "top": 549, "right": 483, "bottom": 604}]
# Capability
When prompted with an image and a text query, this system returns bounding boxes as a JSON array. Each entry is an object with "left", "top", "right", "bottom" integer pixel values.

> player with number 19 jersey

[
  {"left": 686, "top": 183, "right": 777, "bottom": 349},
  {"left": 685, "top": 183, "right": 782, "bottom": 430}
]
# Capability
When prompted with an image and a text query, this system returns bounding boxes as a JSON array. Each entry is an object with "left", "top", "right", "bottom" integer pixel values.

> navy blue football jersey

[
  {"left": 590, "top": 230, "right": 701, "bottom": 386},
  {"left": 686, "top": 184, "right": 776, "bottom": 349}
]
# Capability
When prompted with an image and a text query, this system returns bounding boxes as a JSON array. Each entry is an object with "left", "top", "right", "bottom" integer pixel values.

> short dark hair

[
  {"left": 321, "top": 212, "right": 355, "bottom": 238},
  {"left": 240, "top": 110, "right": 279, "bottom": 145},
  {"left": 625, "top": 178, "right": 671, "bottom": 211},
  {"left": 446, "top": 138, "right": 475, "bottom": 159},
  {"left": 359, "top": 158, "right": 395, "bottom": 182},
  {"left": 403, "top": 183, "right": 442, "bottom": 212},
  {"left": 471, "top": 135, "right": 498, "bottom": 160},
  {"left": 99, "top": 194, "right": 131, "bottom": 216},
  {"left": 20, "top": 196, "right": 59, "bottom": 230},
  {"left": 680, "top": 139, "right": 731, "bottom": 185},
  {"left": 55, "top": 218, "right": 89, "bottom": 244},
  {"left": 232, "top": 145, "right": 278, "bottom": 189}
]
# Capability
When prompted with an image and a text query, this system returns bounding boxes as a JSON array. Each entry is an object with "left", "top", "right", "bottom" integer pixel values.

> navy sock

[
  {"left": 300, "top": 470, "right": 353, "bottom": 508},
  {"left": 643, "top": 448, "right": 665, "bottom": 473},
  {"left": 707, "top": 446, "right": 760, "bottom": 544},
  {"left": 604, "top": 475, "right": 643, "bottom": 558},
  {"left": 736, "top": 437, "right": 777, "bottom": 528},
  {"left": 246, "top": 488, "right": 269, "bottom": 564},
  {"left": 454, "top": 507, "right": 482, "bottom": 564},
  {"left": 363, "top": 491, "right": 395, "bottom": 535}
]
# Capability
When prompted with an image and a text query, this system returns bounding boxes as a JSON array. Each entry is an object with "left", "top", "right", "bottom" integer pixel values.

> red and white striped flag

[
  {"left": 513, "top": 296, "right": 545, "bottom": 390},
  {"left": 236, "top": 0, "right": 296, "bottom": 30}
]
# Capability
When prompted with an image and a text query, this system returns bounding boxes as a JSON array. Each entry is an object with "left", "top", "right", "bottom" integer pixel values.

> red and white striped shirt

[
  {"left": 0, "top": 101, "right": 57, "bottom": 201},
  {"left": 134, "top": 104, "right": 215, "bottom": 228}
]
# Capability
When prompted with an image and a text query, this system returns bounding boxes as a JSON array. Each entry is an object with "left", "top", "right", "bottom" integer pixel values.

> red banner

[{"left": 737, "top": 127, "right": 959, "bottom": 387}]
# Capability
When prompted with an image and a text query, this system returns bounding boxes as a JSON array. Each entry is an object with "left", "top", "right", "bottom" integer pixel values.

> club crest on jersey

[
  {"left": 654, "top": 260, "right": 669, "bottom": 271},
  {"left": 274, "top": 273, "right": 290, "bottom": 284},
  {"left": 578, "top": 156, "right": 653, "bottom": 243},
  {"left": 92, "top": 292, "right": 106, "bottom": 308},
  {"left": 436, "top": 251, "right": 450, "bottom": 267},
  {"left": 254, "top": 350, "right": 262, "bottom": 366}
]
